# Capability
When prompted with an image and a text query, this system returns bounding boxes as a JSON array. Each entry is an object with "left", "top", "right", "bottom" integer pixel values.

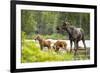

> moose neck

[
  {"left": 38, "top": 38, "right": 44, "bottom": 43},
  {"left": 65, "top": 26, "right": 74, "bottom": 37}
]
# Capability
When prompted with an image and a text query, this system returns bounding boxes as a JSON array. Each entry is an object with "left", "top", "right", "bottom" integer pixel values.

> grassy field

[{"left": 21, "top": 40, "right": 90, "bottom": 63}]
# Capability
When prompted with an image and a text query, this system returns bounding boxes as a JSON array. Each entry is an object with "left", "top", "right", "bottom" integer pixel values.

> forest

[
  {"left": 21, "top": 10, "right": 90, "bottom": 63},
  {"left": 21, "top": 10, "right": 90, "bottom": 40}
]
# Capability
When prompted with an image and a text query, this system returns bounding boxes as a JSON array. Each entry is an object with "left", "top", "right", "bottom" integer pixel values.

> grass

[
  {"left": 26, "top": 33, "right": 90, "bottom": 40},
  {"left": 27, "top": 33, "right": 68, "bottom": 40},
  {"left": 21, "top": 40, "right": 90, "bottom": 63}
]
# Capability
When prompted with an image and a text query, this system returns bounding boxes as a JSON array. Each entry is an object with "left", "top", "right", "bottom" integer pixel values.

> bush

[
  {"left": 21, "top": 39, "right": 89, "bottom": 63},
  {"left": 21, "top": 31, "right": 27, "bottom": 45},
  {"left": 21, "top": 40, "right": 73, "bottom": 63}
]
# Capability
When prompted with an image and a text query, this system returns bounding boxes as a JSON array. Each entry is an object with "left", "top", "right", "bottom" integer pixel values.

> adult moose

[{"left": 56, "top": 21, "right": 87, "bottom": 57}]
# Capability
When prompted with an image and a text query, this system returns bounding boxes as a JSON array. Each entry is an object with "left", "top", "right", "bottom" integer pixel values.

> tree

[{"left": 21, "top": 10, "right": 90, "bottom": 39}]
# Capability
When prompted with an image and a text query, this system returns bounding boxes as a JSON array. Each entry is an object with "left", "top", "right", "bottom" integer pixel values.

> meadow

[{"left": 21, "top": 40, "right": 90, "bottom": 63}]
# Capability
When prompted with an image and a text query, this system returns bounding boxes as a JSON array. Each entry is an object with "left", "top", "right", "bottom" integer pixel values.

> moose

[
  {"left": 56, "top": 21, "right": 87, "bottom": 57},
  {"left": 34, "top": 35, "right": 51, "bottom": 50},
  {"left": 53, "top": 40, "right": 68, "bottom": 52}
]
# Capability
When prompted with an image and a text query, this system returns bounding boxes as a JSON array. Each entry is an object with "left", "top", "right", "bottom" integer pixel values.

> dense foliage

[
  {"left": 21, "top": 40, "right": 89, "bottom": 63},
  {"left": 21, "top": 10, "right": 90, "bottom": 40}
]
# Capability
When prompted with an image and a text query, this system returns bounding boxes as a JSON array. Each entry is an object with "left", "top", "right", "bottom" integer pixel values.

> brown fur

[
  {"left": 35, "top": 35, "right": 51, "bottom": 50},
  {"left": 53, "top": 40, "right": 67, "bottom": 52}
]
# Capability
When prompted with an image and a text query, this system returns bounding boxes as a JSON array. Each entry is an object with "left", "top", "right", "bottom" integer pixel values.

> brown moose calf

[
  {"left": 53, "top": 40, "right": 67, "bottom": 52},
  {"left": 35, "top": 35, "right": 51, "bottom": 50}
]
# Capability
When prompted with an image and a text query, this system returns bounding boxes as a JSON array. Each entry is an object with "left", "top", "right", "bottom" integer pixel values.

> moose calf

[
  {"left": 35, "top": 35, "right": 51, "bottom": 50},
  {"left": 53, "top": 40, "right": 67, "bottom": 52}
]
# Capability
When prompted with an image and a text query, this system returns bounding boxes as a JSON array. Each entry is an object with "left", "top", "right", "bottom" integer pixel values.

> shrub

[
  {"left": 21, "top": 41, "right": 73, "bottom": 63},
  {"left": 21, "top": 40, "right": 89, "bottom": 63}
]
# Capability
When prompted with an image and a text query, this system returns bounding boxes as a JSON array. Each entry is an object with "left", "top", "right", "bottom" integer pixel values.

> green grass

[
  {"left": 42, "top": 34, "right": 67, "bottom": 40},
  {"left": 27, "top": 33, "right": 68, "bottom": 40},
  {"left": 27, "top": 33, "right": 90, "bottom": 40},
  {"left": 21, "top": 41, "right": 73, "bottom": 63},
  {"left": 21, "top": 40, "right": 89, "bottom": 63}
]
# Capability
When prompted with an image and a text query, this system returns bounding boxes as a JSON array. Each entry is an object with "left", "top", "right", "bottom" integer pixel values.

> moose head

[{"left": 56, "top": 21, "right": 71, "bottom": 33}]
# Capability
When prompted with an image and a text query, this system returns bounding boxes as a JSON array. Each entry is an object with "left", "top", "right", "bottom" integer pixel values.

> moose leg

[
  {"left": 82, "top": 39, "right": 87, "bottom": 56},
  {"left": 74, "top": 42, "right": 77, "bottom": 56},
  {"left": 70, "top": 40, "right": 73, "bottom": 53},
  {"left": 74, "top": 41, "right": 78, "bottom": 60},
  {"left": 64, "top": 45, "right": 68, "bottom": 53},
  {"left": 40, "top": 45, "right": 43, "bottom": 50},
  {"left": 48, "top": 46, "right": 51, "bottom": 51},
  {"left": 55, "top": 48, "right": 59, "bottom": 52}
]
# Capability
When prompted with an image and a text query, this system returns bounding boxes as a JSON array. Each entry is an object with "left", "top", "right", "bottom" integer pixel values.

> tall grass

[{"left": 21, "top": 41, "right": 74, "bottom": 63}]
